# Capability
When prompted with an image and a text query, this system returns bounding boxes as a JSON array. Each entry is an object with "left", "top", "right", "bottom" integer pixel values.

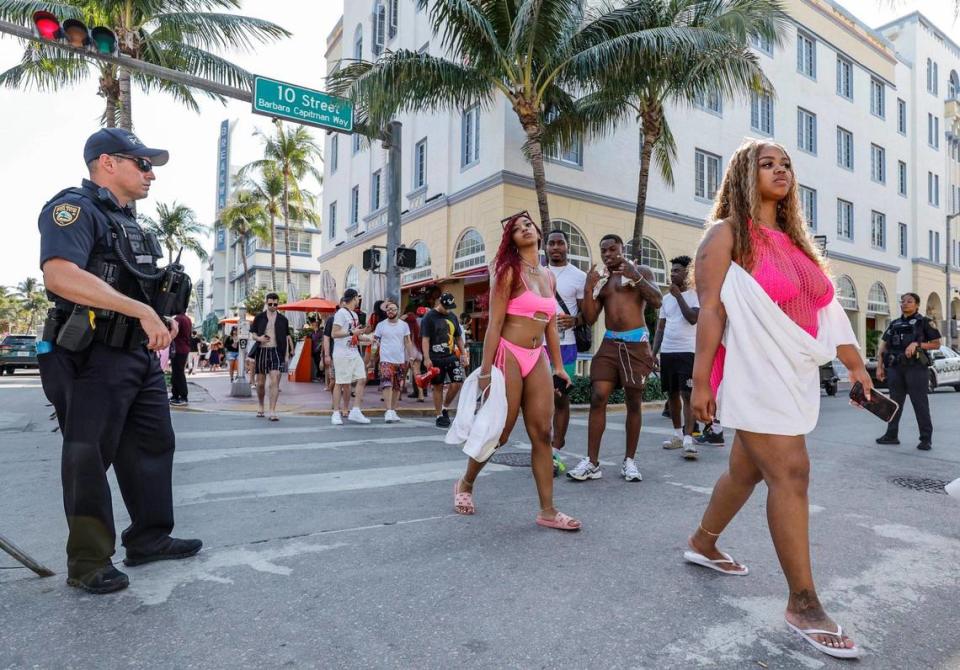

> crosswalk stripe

[
  {"left": 176, "top": 435, "right": 448, "bottom": 463},
  {"left": 568, "top": 417, "right": 676, "bottom": 437},
  {"left": 174, "top": 460, "right": 512, "bottom": 506},
  {"left": 176, "top": 420, "right": 431, "bottom": 440}
]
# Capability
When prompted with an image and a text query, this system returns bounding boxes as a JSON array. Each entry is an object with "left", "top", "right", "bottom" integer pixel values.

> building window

[
  {"left": 548, "top": 220, "right": 592, "bottom": 271},
  {"left": 837, "top": 199, "right": 853, "bottom": 240},
  {"left": 797, "top": 31, "right": 816, "bottom": 78},
  {"left": 836, "top": 126, "right": 853, "bottom": 169},
  {"left": 275, "top": 228, "right": 312, "bottom": 255},
  {"left": 898, "top": 222, "right": 907, "bottom": 257},
  {"left": 934, "top": 62, "right": 939, "bottom": 95},
  {"left": 867, "top": 282, "right": 890, "bottom": 315},
  {"left": 353, "top": 25, "right": 362, "bottom": 60},
  {"left": 870, "top": 144, "right": 885, "bottom": 184},
  {"left": 799, "top": 185, "right": 817, "bottom": 230},
  {"left": 929, "top": 230, "right": 941, "bottom": 262},
  {"left": 897, "top": 99, "right": 907, "bottom": 135},
  {"left": 928, "top": 172, "right": 940, "bottom": 206},
  {"left": 750, "top": 91, "right": 773, "bottom": 135},
  {"left": 401, "top": 240, "right": 432, "bottom": 285},
  {"left": 751, "top": 33, "right": 772, "bottom": 55},
  {"left": 898, "top": 161, "right": 907, "bottom": 196},
  {"left": 328, "top": 202, "right": 337, "bottom": 239},
  {"left": 695, "top": 89, "right": 722, "bottom": 115},
  {"left": 372, "top": 0, "right": 385, "bottom": 55},
  {"left": 371, "top": 170, "right": 382, "bottom": 211},
  {"left": 345, "top": 265, "right": 359, "bottom": 291},
  {"left": 350, "top": 185, "right": 359, "bottom": 228},
  {"left": 413, "top": 138, "right": 427, "bottom": 189},
  {"left": 797, "top": 108, "right": 816, "bottom": 154},
  {"left": 836, "top": 275, "right": 858, "bottom": 311},
  {"left": 352, "top": 133, "right": 361, "bottom": 154},
  {"left": 388, "top": 0, "right": 398, "bottom": 39},
  {"left": 870, "top": 211, "right": 886, "bottom": 249},
  {"left": 927, "top": 58, "right": 933, "bottom": 93},
  {"left": 461, "top": 106, "right": 480, "bottom": 167},
  {"left": 870, "top": 78, "right": 884, "bottom": 118},
  {"left": 452, "top": 229, "right": 486, "bottom": 272},
  {"left": 329, "top": 135, "right": 338, "bottom": 174},
  {"left": 624, "top": 237, "right": 668, "bottom": 285},
  {"left": 928, "top": 114, "right": 940, "bottom": 148},
  {"left": 694, "top": 149, "right": 721, "bottom": 200},
  {"left": 836, "top": 57, "right": 853, "bottom": 99}
]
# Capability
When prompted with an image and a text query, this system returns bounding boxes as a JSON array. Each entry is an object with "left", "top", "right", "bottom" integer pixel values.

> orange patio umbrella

[{"left": 276, "top": 296, "right": 339, "bottom": 312}]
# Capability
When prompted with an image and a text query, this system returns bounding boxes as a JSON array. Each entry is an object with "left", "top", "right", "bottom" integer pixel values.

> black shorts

[
  {"left": 255, "top": 347, "right": 286, "bottom": 375},
  {"left": 431, "top": 356, "right": 464, "bottom": 385},
  {"left": 660, "top": 352, "right": 694, "bottom": 394}
]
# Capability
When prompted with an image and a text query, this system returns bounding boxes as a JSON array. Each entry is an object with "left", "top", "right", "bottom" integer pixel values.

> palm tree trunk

[
  {"left": 269, "top": 213, "right": 277, "bottom": 291},
  {"left": 118, "top": 67, "right": 133, "bottom": 130},
  {"left": 241, "top": 238, "right": 250, "bottom": 298},
  {"left": 282, "top": 176, "right": 292, "bottom": 288},
  {"left": 520, "top": 116, "right": 551, "bottom": 227},
  {"left": 632, "top": 108, "right": 663, "bottom": 257}
]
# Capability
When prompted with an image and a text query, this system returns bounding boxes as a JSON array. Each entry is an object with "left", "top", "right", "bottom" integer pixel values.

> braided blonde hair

[{"left": 709, "top": 139, "right": 827, "bottom": 273}]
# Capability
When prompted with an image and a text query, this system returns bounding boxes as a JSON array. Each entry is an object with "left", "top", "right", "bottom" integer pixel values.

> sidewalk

[{"left": 180, "top": 370, "right": 664, "bottom": 417}]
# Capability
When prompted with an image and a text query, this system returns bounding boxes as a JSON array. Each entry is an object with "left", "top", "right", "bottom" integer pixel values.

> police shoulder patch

[{"left": 52, "top": 203, "right": 81, "bottom": 227}]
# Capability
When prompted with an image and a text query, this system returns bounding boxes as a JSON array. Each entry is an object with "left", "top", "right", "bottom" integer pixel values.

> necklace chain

[{"left": 521, "top": 258, "right": 540, "bottom": 275}]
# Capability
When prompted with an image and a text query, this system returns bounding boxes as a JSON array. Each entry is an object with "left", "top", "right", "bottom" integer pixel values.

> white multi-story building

[{"left": 319, "top": 0, "right": 960, "bottom": 353}]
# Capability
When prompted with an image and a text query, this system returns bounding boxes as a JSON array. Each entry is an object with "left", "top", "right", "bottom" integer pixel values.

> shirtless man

[{"left": 567, "top": 234, "right": 662, "bottom": 482}]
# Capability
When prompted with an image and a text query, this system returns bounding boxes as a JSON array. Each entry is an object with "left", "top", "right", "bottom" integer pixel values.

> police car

[
  {"left": 866, "top": 345, "right": 960, "bottom": 392},
  {"left": 0, "top": 334, "right": 38, "bottom": 374}
]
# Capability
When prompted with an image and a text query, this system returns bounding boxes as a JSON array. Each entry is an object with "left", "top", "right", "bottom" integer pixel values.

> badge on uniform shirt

[
  {"left": 909, "top": 319, "right": 917, "bottom": 325},
  {"left": 52, "top": 203, "right": 81, "bottom": 227}
]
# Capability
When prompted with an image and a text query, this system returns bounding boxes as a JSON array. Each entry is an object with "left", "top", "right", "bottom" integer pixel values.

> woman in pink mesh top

[{"left": 686, "top": 140, "right": 873, "bottom": 660}]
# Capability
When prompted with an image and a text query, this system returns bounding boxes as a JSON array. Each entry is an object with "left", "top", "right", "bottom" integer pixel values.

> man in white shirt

[
  {"left": 652, "top": 256, "right": 700, "bottom": 459},
  {"left": 546, "top": 229, "right": 586, "bottom": 476},
  {"left": 330, "top": 288, "right": 372, "bottom": 425},
  {"left": 373, "top": 299, "right": 412, "bottom": 423}
]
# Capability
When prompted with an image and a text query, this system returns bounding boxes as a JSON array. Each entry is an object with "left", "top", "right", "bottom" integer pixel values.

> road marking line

[
  {"left": 173, "top": 460, "right": 512, "bottom": 506},
  {"left": 176, "top": 420, "right": 428, "bottom": 439},
  {"left": 568, "top": 417, "right": 677, "bottom": 437},
  {"left": 175, "top": 435, "right": 449, "bottom": 463}
]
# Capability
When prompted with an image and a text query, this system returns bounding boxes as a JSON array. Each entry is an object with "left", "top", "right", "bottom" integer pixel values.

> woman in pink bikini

[
  {"left": 453, "top": 211, "right": 579, "bottom": 531},
  {"left": 687, "top": 140, "right": 872, "bottom": 660}
]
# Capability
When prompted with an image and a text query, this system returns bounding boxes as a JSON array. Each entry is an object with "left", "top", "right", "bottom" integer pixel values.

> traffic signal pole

[
  {"left": 383, "top": 121, "right": 403, "bottom": 302},
  {"left": 0, "top": 19, "right": 252, "bottom": 103}
]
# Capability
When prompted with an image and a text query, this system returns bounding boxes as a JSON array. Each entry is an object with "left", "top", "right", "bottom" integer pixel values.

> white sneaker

[
  {"left": 331, "top": 412, "right": 343, "bottom": 425},
  {"left": 621, "top": 458, "right": 643, "bottom": 482},
  {"left": 348, "top": 407, "right": 370, "bottom": 424},
  {"left": 384, "top": 409, "right": 400, "bottom": 423},
  {"left": 682, "top": 438, "right": 699, "bottom": 460},
  {"left": 662, "top": 435, "right": 683, "bottom": 449},
  {"left": 567, "top": 457, "right": 602, "bottom": 481}
]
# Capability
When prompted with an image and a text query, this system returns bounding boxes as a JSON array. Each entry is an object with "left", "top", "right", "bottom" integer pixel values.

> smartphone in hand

[
  {"left": 849, "top": 382, "right": 899, "bottom": 423},
  {"left": 553, "top": 374, "right": 571, "bottom": 395}
]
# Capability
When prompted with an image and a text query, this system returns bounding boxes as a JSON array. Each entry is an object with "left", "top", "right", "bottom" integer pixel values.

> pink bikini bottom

[{"left": 495, "top": 338, "right": 546, "bottom": 378}]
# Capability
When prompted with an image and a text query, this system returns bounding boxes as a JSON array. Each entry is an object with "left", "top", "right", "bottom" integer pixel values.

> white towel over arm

[{"left": 716, "top": 263, "right": 858, "bottom": 436}]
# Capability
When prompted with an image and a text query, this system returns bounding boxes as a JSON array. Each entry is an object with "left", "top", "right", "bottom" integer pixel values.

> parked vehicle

[
  {"left": 820, "top": 361, "right": 839, "bottom": 396},
  {"left": 865, "top": 346, "right": 960, "bottom": 392},
  {"left": 0, "top": 334, "right": 38, "bottom": 374}
]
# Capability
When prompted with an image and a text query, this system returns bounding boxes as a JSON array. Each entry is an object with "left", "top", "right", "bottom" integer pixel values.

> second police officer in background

[
  {"left": 37, "top": 128, "right": 201, "bottom": 594},
  {"left": 875, "top": 292, "right": 942, "bottom": 451}
]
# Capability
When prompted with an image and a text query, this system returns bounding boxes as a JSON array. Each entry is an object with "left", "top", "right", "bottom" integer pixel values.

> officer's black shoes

[
  {"left": 917, "top": 441, "right": 932, "bottom": 451},
  {"left": 875, "top": 434, "right": 901, "bottom": 445},
  {"left": 124, "top": 537, "right": 203, "bottom": 567},
  {"left": 66, "top": 565, "right": 129, "bottom": 594}
]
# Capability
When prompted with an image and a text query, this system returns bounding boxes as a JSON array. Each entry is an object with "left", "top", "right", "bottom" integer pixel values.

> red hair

[{"left": 494, "top": 213, "right": 541, "bottom": 293}]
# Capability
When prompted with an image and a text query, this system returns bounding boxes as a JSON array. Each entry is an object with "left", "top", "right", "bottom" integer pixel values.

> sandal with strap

[
  {"left": 454, "top": 480, "right": 474, "bottom": 515},
  {"left": 536, "top": 511, "right": 581, "bottom": 531},
  {"left": 785, "top": 620, "right": 861, "bottom": 659},
  {"left": 683, "top": 549, "right": 749, "bottom": 576},
  {"left": 256, "top": 411, "right": 265, "bottom": 418}
]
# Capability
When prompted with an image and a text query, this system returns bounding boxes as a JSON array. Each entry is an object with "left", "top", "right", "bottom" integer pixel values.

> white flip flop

[
  {"left": 785, "top": 620, "right": 861, "bottom": 659},
  {"left": 683, "top": 549, "right": 749, "bottom": 576}
]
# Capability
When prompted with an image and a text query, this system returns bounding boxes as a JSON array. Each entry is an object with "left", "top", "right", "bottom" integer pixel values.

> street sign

[{"left": 251, "top": 75, "right": 353, "bottom": 133}]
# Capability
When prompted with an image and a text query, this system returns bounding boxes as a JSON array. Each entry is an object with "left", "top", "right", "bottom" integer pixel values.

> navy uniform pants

[
  {"left": 39, "top": 342, "right": 175, "bottom": 577},
  {"left": 885, "top": 363, "right": 933, "bottom": 443}
]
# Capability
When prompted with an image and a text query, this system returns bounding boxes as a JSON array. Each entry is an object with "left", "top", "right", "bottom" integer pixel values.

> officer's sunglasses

[{"left": 111, "top": 154, "right": 153, "bottom": 173}]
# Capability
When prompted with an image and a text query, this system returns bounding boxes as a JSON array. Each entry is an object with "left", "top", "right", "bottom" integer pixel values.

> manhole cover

[
  {"left": 887, "top": 476, "right": 948, "bottom": 494},
  {"left": 489, "top": 452, "right": 531, "bottom": 467}
]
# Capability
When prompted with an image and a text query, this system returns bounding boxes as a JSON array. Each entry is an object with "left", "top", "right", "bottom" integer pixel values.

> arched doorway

[
  {"left": 401, "top": 240, "right": 432, "bottom": 286},
  {"left": 926, "top": 292, "right": 943, "bottom": 322},
  {"left": 344, "top": 265, "right": 359, "bottom": 292},
  {"left": 624, "top": 236, "right": 668, "bottom": 285},
  {"left": 452, "top": 228, "right": 486, "bottom": 272},
  {"left": 866, "top": 282, "right": 890, "bottom": 357},
  {"left": 547, "top": 219, "right": 592, "bottom": 271},
  {"left": 836, "top": 275, "right": 859, "bottom": 341}
]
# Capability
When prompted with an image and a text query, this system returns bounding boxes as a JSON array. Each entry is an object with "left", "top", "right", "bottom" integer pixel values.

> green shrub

[{"left": 566, "top": 374, "right": 665, "bottom": 404}]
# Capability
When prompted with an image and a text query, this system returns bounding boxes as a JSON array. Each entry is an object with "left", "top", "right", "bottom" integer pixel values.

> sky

[{"left": 0, "top": 0, "right": 958, "bottom": 290}]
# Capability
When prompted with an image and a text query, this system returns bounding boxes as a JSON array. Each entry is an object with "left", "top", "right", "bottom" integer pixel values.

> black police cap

[{"left": 83, "top": 128, "right": 169, "bottom": 166}]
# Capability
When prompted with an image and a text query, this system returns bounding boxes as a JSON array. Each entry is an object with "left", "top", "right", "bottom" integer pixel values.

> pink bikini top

[{"left": 506, "top": 272, "right": 556, "bottom": 322}]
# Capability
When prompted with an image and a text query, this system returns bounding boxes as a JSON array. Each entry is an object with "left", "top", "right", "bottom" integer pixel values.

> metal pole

[
  {"left": 0, "top": 532, "right": 55, "bottom": 577},
  {"left": 947, "top": 213, "right": 955, "bottom": 348},
  {"left": 384, "top": 121, "right": 403, "bottom": 302},
  {"left": 0, "top": 19, "right": 252, "bottom": 102}
]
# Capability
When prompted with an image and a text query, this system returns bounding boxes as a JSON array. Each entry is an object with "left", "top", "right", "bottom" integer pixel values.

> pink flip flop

[
  {"left": 454, "top": 480, "right": 475, "bottom": 515},
  {"left": 536, "top": 511, "right": 581, "bottom": 531}
]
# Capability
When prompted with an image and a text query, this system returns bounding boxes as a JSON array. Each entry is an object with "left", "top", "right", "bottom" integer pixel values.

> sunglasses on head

[
  {"left": 500, "top": 210, "right": 532, "bottom": 230},
  {"left": 111, "top": 154, "right": 153, "bottom": 173}
]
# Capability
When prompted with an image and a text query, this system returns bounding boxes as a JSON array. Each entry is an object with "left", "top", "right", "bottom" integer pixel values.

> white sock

[
  {"left": 674, "top": 428, "right": 683, "bottom": 438},
  {"left": 711, "top": 421, "right": 721, "bottom": 432},
  {"left": 683, "top": 435, "right": 694, "bottom": 446}
]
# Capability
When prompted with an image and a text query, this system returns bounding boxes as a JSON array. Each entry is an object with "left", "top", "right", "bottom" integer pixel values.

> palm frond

[
  {"left": 0, "top": 43, "right": 91, "bottom": 91},
  {"left": 139, "top": 39, "right": 253, "bottom": 90},
  {"left": 148, "top": 12, "right": 291, "bottom": 52},
  {"left": 419, "top": 0, "right": 509, "bottom": 75},
  {"left": 0, "top": 0, "right": 81, "bottom": 24}
]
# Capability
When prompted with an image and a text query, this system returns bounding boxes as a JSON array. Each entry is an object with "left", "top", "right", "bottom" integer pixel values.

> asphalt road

[{"left": 1, "top": 371, "right": 959, "bottom": 669}]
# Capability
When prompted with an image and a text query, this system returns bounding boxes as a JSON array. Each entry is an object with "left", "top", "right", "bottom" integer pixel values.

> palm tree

[
  {"left": 239, "top": 165, "right": 284, "bottom": 290},
  {"left": 141, "top": 201, "right": 208, "bottom": 264},
  {"left": 241, "top": 122, "right": 322, "bottom": 287},
  {"left": 219, "top": 188, "right": 269, "bottom": 297},
  {"left": 328, "top": 0, "right": 715, "bottom": 227},
  {"left": 542, "top": 0, "right": 784, "bottom": 254},
  {"left": 0, "top": 0, "right": 289, "bottom": 129},
  {"left": 15, "top": 277, "right": 50, "bottom": 334}
]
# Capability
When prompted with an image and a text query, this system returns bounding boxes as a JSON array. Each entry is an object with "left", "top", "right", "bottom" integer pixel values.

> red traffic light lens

[
  {"left": 32, "top": 11, "right": 61, "bottom": 40},
  {"left": 91, "top": 26, "right": 117, "bottom": 55}
]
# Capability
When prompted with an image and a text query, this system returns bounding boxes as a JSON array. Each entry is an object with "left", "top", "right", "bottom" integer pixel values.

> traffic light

[
  {"left": 32, "top": 11, "right": 62, "bottom": 40},
  {"left": 91, "top": 26, "right": 118, "bottom": 55},
  {"left": 362, "top": 248, "right": 382, "bottom": 271},
  {"left": 62, "top": 19, "right": 91, "bottom": 48},
  {"left": 396, "top": 246, "right": 417, "bottom": 269}
]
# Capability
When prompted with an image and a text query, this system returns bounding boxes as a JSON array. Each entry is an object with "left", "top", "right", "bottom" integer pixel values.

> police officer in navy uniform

[
  {"left": 875, "top": 292, "right": 942, "bottom": 451},
  {"left": 38, "top": 128, "right": 201, "bottom": 594}
]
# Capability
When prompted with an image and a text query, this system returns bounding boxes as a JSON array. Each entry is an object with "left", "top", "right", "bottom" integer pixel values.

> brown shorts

[{"left": 590, "top": 338, "right": 655, "bottom": 390}]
